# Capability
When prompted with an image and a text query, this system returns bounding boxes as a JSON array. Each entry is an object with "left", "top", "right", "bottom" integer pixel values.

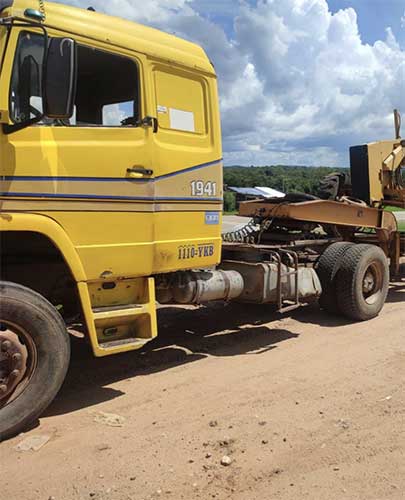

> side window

[
  {"left": 73, "top": 45, "right": 139, "bottom": 127},
  {"left": 10, "top": 34, "right": 139, "bottom": 127},
  {"left": 154, "top": 69, "right": 207, "bottom": 135},
  {"left": 10, "top": 32, "right": 45, "bottom": 123}
]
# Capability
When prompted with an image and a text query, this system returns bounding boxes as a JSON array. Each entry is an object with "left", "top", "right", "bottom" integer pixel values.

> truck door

[
  {"left": 0, "top": 29, "right": 154, "bottom": 280},
  {"left": 150, "top": 64, "right": 224, "bottom": 272}
]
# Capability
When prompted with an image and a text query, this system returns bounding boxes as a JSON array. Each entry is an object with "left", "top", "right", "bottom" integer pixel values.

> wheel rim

[
  {"left": 362, "top": 262, "right": 384, "bottom": 305},
  {"left": 0, "top": 321, "right": 37, "bottom": 408}
]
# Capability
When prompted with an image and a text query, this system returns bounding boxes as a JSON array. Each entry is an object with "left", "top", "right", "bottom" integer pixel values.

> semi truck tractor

[{"left": 0, "top": 0, "right": 404, "bottom": 440}]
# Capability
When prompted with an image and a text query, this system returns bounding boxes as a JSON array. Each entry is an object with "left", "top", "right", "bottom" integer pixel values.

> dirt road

[
  {"left": 2, "top": 287, "right": 405, "bottom": 500},
  {"left": 221, "top": 215, "right": 250, "bottom": 234}
]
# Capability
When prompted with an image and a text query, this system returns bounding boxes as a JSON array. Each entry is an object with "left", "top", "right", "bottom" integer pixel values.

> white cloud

[
  {"left": 103, "top": 104, "right": 126, "bottom": 126},
  {"left": 231, "top": 1, "right": 405, "bottom": 165},
  {"left": 54, "top": 0, "right": 405, "bottom": 167},
  {"left": 223, "top": 145, "right": 342, "bottom": 168}
]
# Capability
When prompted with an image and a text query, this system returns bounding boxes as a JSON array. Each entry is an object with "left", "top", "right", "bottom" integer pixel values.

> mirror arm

[{"left": 0, "top": 17, "right": 48, "bottom": 39}]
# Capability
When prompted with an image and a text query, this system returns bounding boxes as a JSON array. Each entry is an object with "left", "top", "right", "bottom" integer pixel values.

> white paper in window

[{"left": 169, "top": 108, "right": 195, "bottom": 132}]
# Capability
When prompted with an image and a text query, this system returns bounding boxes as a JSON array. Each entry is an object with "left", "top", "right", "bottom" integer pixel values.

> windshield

[{"left": 10, "top": 31, "right": 45, "bottom": 123}]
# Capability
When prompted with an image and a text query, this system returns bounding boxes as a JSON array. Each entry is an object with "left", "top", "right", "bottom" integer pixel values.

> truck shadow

[
  {"left": 45, "top": 302, "right": 299, "bottom": 417},
  {"left": 45, "top": 287, "right": 400, "bottom": 419},
  {"left": 288, "top": 304, "right": 353, "bottom": 327},
  {"left": 385, "top": 283, "right": 405, "bottom": 303},
  {"left": 287, "top": 284, "right": 403, "bottom": 327}
]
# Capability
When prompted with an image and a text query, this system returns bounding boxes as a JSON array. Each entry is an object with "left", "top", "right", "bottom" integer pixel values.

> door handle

[
  {"left": 127, "top": 166, "right": 154, "bottom": 178},
  {"left": 138, "top": 116, "right": 159, "bottom": 133}
]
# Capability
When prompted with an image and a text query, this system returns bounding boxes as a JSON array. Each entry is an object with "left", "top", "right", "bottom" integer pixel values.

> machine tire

[
  {"left": 317, "top": 242, "right": 354, "bottom": 314},
  {"left": 0, "top": 282, "right": 71, "bottom": 441},
  {"left": 336, "top": 245, "right": 389, "bottom": 321}
]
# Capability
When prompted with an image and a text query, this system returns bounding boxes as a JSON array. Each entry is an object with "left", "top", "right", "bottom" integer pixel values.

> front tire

[
  {"left": 336, "top": 245, "right": 389, "bottom": 321},
  {"left": 0, "top": 282, "right": 70, "bottom": 441}
]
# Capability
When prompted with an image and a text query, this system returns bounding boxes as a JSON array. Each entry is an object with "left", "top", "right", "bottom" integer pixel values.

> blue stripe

[
  {"left": 2, "top": 158, "right": 223, "bottom": 183},
  {"left": 0, "top": 192, "right": 223, "bottom": 203},
  {"left": 155, "top": 159, "right": 222, "bottom": 181}
]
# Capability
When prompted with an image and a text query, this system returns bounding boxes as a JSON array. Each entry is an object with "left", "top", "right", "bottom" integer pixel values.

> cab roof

[{"left": 2, "top": 0, "right": 215, "bottom": 75}]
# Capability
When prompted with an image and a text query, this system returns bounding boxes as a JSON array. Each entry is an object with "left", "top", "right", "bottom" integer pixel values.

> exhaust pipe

[{"left": 156, "top": 270, "right": 244, "bottom": 304}]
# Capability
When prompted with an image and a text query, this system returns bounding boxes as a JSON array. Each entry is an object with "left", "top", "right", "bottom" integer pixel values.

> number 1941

[{"left": 191, "top": 180, "right": 217, "bottom": 197}]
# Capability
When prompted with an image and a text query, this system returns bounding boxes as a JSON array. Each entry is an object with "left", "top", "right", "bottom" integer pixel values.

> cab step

[
  {"left": 99, "top": 337, "right": 150, "bottom": 350},
  {"left": 78, "top": 277, "right": 158, "bottom": 357},
  {"left": 92, "top": 304, "right": 148, "bottom": 321}
]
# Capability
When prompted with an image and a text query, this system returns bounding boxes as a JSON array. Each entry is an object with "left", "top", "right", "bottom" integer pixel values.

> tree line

[{"left": 223, "top": 165, "right": 347, "bottom": 212}]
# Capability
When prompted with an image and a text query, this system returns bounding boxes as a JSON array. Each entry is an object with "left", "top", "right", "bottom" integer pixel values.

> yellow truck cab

[
  {"left": 0, "top": 0, "right": 225, "bottom": 439},
  {"left": 0, "top": 0, "right": 393, "bottom": 441}
]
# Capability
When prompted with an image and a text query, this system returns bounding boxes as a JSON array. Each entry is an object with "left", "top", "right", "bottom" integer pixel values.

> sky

[{"left": 54, "top": 0, "right": 405, "bottom": 167}]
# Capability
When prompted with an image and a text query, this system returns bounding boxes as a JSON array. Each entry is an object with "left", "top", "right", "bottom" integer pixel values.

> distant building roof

[
  {"left": 255, "top": 187, "right": 285, "bottom": 198},
  {"left": 228, "top": 187, "right": 263, "bottom": 196},
  {"left": 228, "top": 186, "right": 285, "bottom": 198}
]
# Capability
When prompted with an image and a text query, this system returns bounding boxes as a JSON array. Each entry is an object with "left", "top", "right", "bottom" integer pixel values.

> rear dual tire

[
  {"left": 317, "top": 243, "right": 389, "bottom": 321},
  {"left": 317, "top": 242, "right": 354, "bottom": 314},
  {"left": 336, "top": 244, "right": 389, "bottom": 321}
]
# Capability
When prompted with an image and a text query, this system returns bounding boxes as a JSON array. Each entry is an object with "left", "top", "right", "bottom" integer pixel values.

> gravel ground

[
  {"left": 222, "top": 215, "right": 251, "bottom": 234},
  {"left": 2, "top": 287, "right": 405, "bottom": 500}
]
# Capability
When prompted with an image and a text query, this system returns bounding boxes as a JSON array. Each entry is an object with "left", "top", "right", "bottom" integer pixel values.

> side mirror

[{"left": 44, "top": 38, "right": 77, "bottom": 119}]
